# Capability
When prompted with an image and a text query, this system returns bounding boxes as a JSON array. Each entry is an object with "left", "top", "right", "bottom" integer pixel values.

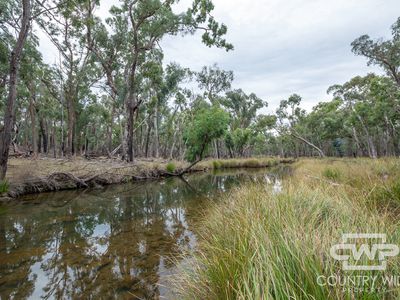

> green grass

[
  {"left": 212, "top": 160, "right": 222, "bottom": 169},
  {"left": 368, "top": 179, "right": 400, "bottom": 212},
  {"left": 174, "top": 158, "right": 400, "bottom": 299},
  {"left": 322, "top": 167, "right": 342, "bottom": 181},
  {"left": 0, "top": 180, "right": 9, "bottom": 193},
  {"left": 166, "top": 162, "right": 176, "bottom": 173},
  {"left": 211, "top": 157, "right": 280, "bottom": 169}
]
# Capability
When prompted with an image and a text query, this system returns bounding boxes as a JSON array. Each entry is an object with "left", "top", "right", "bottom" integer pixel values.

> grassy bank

[
  {"left": 1, "top": 156, "right": 288, "bottom": 199},
  {"left": 211, "top": 157, "right": 288, "bottom": 169},
  {"left": 175, "top": 158, "right": 400, "bottom": 299}
]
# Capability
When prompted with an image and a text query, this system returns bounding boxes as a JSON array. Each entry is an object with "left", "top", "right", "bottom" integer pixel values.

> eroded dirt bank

[{"left": 1, "top": 157, "right": 294, "bottom": 200}]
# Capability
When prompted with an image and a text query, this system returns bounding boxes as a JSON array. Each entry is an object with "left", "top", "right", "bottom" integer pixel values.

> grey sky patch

[{"left": 38, "top": 0, "right": 399, "bottom": 113}]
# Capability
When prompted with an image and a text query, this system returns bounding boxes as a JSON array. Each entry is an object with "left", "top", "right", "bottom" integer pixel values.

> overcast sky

[{"left": 38, "top": 0, "right": 400, "bottom": 113}]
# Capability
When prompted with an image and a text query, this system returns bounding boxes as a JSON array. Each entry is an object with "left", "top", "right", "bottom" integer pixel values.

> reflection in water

[
  {"left": 0, "top": 167, "right": 290, "bottom": 299},
  {"left": 265, "top": 174, "right": 283, "bottom": 194}
]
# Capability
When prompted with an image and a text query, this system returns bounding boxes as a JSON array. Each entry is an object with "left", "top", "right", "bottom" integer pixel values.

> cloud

[
  {"left": 161, "top": 0, "right": 399, "bottom": 112},
  {"left": 38, "top": 0, "right": 399, "bottom": 113}
]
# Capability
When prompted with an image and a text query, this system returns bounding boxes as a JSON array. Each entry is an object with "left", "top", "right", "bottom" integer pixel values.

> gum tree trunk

[
  {"left": 0, "top": 0, "right": 31, "bottom": 180},
  {"left": 28, "top": 97, "right": 37, "bottom": 156}
]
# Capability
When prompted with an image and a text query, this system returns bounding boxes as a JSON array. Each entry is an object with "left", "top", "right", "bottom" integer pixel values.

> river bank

[
  {"left": 0, "top": 167, "right": 281, "bottom": 299},
  {"left": 1, "top": 157, "right": 293, "bottom": 199},
  {"left": 175, "top": 158, "right": 400, "bottom": 299}
]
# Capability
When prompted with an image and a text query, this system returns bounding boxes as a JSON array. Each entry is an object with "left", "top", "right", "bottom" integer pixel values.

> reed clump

[
  {"left": 175, "top": 158, "right": 400, "bottom": 299},
  {"left": 211, "top": 157, "right": 279, "bottom": 169}
]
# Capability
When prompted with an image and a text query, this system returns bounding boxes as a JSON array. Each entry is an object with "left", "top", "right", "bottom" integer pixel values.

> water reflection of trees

[{"left": 0, "top": 170, "right": 282, "bottom": 299}]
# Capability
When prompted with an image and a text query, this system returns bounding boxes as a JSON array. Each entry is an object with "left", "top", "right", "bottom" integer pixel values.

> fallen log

[{"left": 48, "top": 172, "right": 88, "bottom": 188}]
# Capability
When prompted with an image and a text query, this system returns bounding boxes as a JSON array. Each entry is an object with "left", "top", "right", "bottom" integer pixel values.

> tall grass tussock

[
  {"left": 175, "top": 158, "right": 400, "bottom": 299},
  {"left": 166, "top": 162, "right": 176, "bottom": 173},
  {"left": 0, "top": 180, "right": 9, "bottom": 193},
  {"left": 211, "top": 157, "right": 280, "bottom": 169}
]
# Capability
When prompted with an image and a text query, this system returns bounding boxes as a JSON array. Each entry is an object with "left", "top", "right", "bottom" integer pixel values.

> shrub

[
  {"left": 244, "top": 159, "right": 261, "bottom": 168},
  {"left": 166, "top": 162, "right": 176, "bottom": 173},
  {"left": 0, "top": 180, "right": 9, "bottom": 193},
  {"left": 322, "top": 167, "right": 341, "bottom": 181},
  {"left": 212, "top": 160, "right": 222, "bottom": 169}
]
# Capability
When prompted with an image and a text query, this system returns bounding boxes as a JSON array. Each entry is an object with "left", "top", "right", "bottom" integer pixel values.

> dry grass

[
  {"left": 3, "top": 157, "right": 200, "bottom": 197},
  {"left": 5, "top": 157, "right": 195, "bottom": 183},
  {"left": 6, "top": 156, "right": 286, "bottom": 183},
  {"left": 3, "top": 156, "right": 284, "bottom": 198},
  {"left": 210, "top": 157, "right": 282, "bottom": 169}
]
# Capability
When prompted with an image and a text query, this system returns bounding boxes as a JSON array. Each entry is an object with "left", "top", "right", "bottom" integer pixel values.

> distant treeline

[{"left": 1, "top": 1, "right": 399, "bottom": 179}]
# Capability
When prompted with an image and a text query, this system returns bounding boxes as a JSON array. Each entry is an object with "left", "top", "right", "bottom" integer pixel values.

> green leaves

[
  {"left": 351, "top": 18, "right": 400, "bottom": 86},
  {"left": 222, "top": 89, "right": 267, "bottom": 130},
  {"left": 184, "top": 106, "right": 229, "bottom": 162},
  {"left": 183, "top": 0, "right": 233, "bottom": 51},
  {"left": 196, "top": 64, "right": 233, "bottom": 103}
]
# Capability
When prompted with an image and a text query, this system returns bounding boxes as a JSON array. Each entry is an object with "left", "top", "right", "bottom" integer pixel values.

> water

[{"left": 0, "top": 167, "right": 290, "bottom": 299}]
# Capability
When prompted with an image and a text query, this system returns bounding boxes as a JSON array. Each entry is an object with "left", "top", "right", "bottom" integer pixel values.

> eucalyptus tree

[
  {"left": 222, "top": 89, "right": 266, "bottom": 129},
  {"left": 155, "top": 63, "right": 190, "bottom": 158},
  {"left": 305, "top": 99, "right": 346, "bottom": 156},
  {"left": 352, "top": 17, "right": 400, "bottom": 87},
  {"left": 19, "top": 41, "right": 44, "bottom": 156},
  {"left": 143, "top": 56, "right": 164, "bottom": 157},
  {"left": 89, "top": 16, "right": 127, "bottom": 153},
  {"left": 0, "top": 0, "right": 31, "bottom": 179},
  {"left": 80, "top": 96, "right": 110, "bottom": 154},
  {"left": 194, "top": 64, "right": 233, "bottom": 158},
  {"left": 254, "top": 114, "right": 277, "bottom": 136},
  {"left": 368, "top": 76, "right": 400, "bottom": 155},
  {"left": 136, "top": 62, "right": 191, "bottom": 159},
  {"left": 196, "top": 64, "right": 233, "bottom": 104},
  {"left": 276, "top": 94, "right": 325, "bottom": 157},
  {"left": 328, "top": 75, "right": 379, "bottom": 158},
  {"left": 183, "top": 105, "right": 229, "bottom": 169},
  {"left": 36, "top": 0, "right": 100, "bottom": 157},
  {"left": 109, "top": 0, "right": 233, "bottom": 162},
  {"left": 252, "top": 114, "right": 277, "bottom": 155},
  {"left": 220, "top": 89, "right": 267, "bottom": 157},
  {"left": 328, "top": 74, "right": 400, "bottom": 158}
]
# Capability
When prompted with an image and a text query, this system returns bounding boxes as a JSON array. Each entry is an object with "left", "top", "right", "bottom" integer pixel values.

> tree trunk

[
  {"left": 179, "top": 141, "right": 207, "bottom": 175},
  {"left": 228, "top": 145, "right": 234, "bottom": 158},
  {"left": 120, "top": 115, "right": 127, "bottom": 161},
  {"left": 66, "top": 93, "right": 75, "bottom": 158},
  {"left": 367, "top": 136, "right": 378, "bottom": 159},
  {"left": 215, "top": 140, "right": 220, "bottom": 159},
  {"left": 125, "top": 29, "right": 140, "bottom": 162},
  {"left": 0, "top": 0, "right": 30, "bottom": 180},
  {"left": 38, "top": 132, "right": 42, "bottom": 153},
  {"left": 126, "top": 102, "right": 135, "bottom": 162},
  {"left": 28, "top": 96, "right": 38, "bottom": 157},
  {"left": 108, "top": 104, "right": 115, "bottom": 152},
  {"left": 60, "top": 98, "right": 65, "bottom": 157},
  {"left": 290, "top": 131, "right": 325, "bottom": 158},
  {"left": 38, "top": 116, "right": 48, "bottom": 154},
  {"left": 169, "top": 129, "right": 178, "bottom": 159},
  {"left": 145, "top": 121, "right": 152, "bottom": 158},
  {"left": 351, "top": 126, "right": 364, "bottom": 156},
  {"left": 53, "top": 121, "right": 57, "bottom": 158},
  {"left": 154, "top": 103, "right": 159, "bottom": 158},
  {"left": 356, "top": 114, "right": 377, "bottom": 159},
  {"left": 83, "top": 126, "right": 88, "bottom": 155}
]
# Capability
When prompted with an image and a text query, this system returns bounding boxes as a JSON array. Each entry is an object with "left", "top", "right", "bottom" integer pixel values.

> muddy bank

[{"left": 0, "top": 157, "right": 294, "bottom": 200}]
